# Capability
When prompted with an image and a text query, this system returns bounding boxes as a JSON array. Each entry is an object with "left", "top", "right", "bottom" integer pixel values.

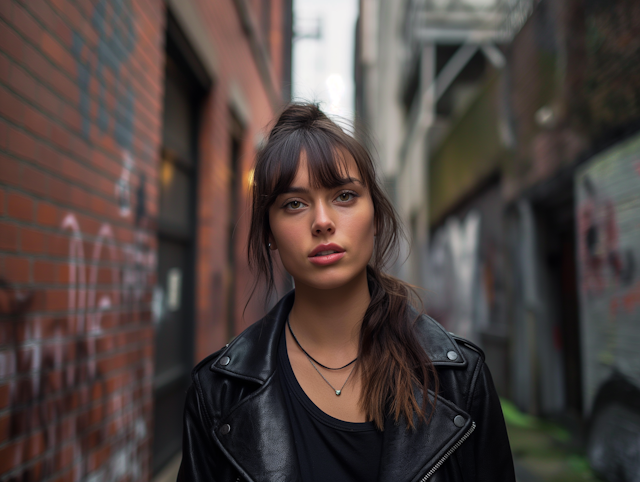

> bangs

[{"left": 256, "top": 128, "right": 371, "bottom": 204}]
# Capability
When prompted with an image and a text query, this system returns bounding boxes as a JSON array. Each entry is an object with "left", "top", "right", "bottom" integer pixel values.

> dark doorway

[
  {"left": 153, "top": 15, "right": 209, "bottom": 474},
  {"left": 534, "top": 179, "right": 583, "bottom": 418}
]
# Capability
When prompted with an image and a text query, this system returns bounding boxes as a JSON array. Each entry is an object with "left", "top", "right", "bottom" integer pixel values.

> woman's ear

[{"left": 268, "top": 234, "right": 278, "bottom": 250}]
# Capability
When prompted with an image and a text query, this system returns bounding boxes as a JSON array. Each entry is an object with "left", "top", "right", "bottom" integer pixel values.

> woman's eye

[
  {"left": 336, "top": 192, "right": 355, "bottom": 202},
  {"left": 286, "top": 200, "right": 304, "bottom": 210}
]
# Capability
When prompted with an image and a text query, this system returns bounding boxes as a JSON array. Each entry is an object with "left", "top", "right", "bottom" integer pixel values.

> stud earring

[{"left": 268, "top": 242, "right": 271, "bottom": 249}]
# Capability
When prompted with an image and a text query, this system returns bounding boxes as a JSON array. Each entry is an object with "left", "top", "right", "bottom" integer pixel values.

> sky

[{"left": 292, "top": 0, "right": 359, "bottom": 122}]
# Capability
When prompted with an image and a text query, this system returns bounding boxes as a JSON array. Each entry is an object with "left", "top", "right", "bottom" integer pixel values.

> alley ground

[{"left": 503, "top": 400, "right": 602, "bottom": 482}]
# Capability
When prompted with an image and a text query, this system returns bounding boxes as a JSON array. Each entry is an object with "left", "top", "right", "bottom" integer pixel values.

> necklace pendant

[{"left": 335, "top": 390, "right": 341, "bottom": 396}]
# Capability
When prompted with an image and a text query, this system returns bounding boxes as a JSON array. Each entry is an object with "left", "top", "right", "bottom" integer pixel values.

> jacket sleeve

[
  {"left": 461, "top": 358, "right": 516, "bottom": 482},
  {"left": 177, "top": 382, "right": 220, "bottom": 481}
]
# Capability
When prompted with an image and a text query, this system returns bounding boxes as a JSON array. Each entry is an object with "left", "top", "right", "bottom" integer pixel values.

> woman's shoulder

[
  {"left": 192, "top": 292, "right": 294, "bottom": 381},
  {"left": 413, "top": 312, "right": 485, "bottom": 370}
]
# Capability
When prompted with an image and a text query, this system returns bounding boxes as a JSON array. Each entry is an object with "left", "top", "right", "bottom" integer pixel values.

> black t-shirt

[{"left": 278, "top": 327, "right": 384, "bottom": 482}]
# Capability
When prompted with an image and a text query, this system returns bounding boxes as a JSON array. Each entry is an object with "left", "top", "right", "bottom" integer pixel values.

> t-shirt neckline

[{"left": 278, "top": 326, "right": 378, "bottom": 432}]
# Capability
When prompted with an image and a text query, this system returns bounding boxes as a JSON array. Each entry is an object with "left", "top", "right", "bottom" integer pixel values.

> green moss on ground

[{"left": 501, "top": 399, "right": 603, "bottom": 482}]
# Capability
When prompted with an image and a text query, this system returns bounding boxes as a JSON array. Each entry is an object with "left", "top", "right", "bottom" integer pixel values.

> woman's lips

[{"left": 308, "top": 251, "right": 346, "bottom": 266}]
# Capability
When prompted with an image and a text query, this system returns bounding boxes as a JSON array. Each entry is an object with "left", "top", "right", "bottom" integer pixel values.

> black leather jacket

[{"left": 178, "top": 292, "right": 516, "bottom": 481}]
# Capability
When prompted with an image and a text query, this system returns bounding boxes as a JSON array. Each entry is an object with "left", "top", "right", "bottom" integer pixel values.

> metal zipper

[{"left": 418, "top": 421, "right": 476, "bottom": 481}]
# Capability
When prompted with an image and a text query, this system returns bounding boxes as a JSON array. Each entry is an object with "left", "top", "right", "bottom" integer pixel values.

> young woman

[{"left": 178, "top": 104, "right": 515, "bottom": 481}]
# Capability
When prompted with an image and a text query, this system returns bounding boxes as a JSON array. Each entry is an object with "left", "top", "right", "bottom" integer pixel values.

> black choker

[{"left": 286, "top": 317, "right": 357, "bottom": 371}]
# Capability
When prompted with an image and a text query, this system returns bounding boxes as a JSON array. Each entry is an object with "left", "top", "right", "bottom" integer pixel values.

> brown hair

[{"left": 247, "top": 103, "right": 438, "bottom": 430}]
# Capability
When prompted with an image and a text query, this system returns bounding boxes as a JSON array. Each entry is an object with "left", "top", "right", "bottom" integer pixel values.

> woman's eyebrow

[
  {"left": 332, "top": 177, "right": 363, "bottom": 187},
  {"left": 280, "top": 186, "right": 310, "bottom": 195},
  {"left": 279, "top": 178, "right": 363, "bottom": 196}
]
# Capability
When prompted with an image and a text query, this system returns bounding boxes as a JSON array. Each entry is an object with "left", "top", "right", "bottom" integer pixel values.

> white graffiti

[
  {"left": 57, "top": 212, "right": 154, "bottom": 481},
  {"left": 115, "top": 150, "right": 134, "bottom": 217},
  {"left": 426, "top": 212, "right": 483, "bottom": 341}
]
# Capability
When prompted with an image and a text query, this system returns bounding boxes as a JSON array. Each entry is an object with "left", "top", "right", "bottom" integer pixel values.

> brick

[
  {"left": 47, "top": 232, "right": 69, "bottom": 257},
  {"left": 0, "top": 222, "right": 18, "bottom": 251},
  {"left": 0, "top": 440, "right": 21, "bottom": 474},
  {"left": 0, "top": 53, "right": 9, "bottom": 83},
  {"left": 33, "top": 259, "right": 56, "bottom": 283},
  {"left": 50, "top": 123, "right": 71, "bottom": 152},
  {"left": 0, "top": 85, "right": 25, "bottom": 124},
  {"left": 69, "top": 134, "right": 90, "bottom": 162},
  {"left": 24, "top": 0, "right": 58, "bottom": 34},
  {"left": 21, "top": 165, "right": 49, "bottom": 197},
  {"left": 12, "top": 3, "right": 43, "bottom": 45},
  {"left": 8, "top": 127, "right": 38, "bottom": 161},
  {"left": 0, "top": 23, "right": 24, "bottom": 61},
  {"left": 0, "top": 154, "right": 21, "bottom": 184},
  {"left": 47, "top": 67, "right": 78, "bottom": 103},
  {"left": 23, "top": 105, "right": 50, "bottom": 139},
  {"left": 89, "top": 194, "right": 109, "bottom": 217},
  {"left": 37, "top": 143, "right": 62, "bottom": 171},
  {"left": 8, "top": 192, "right": 34, "bottom": 221},
  {"left": 49, "top": 177, "right": 69, "bottom": 204},
  {"left": 0, "top": 414, "right": 8, "bottom": 444},
  {"left": 4, "top": 255, "right": 30, "bottom": 283},
  {"left": 61, "top": 104, "right": 81, "bottom": 132},
  {"left": 0, "top": 119, "right": 7, "bottom": 149},
  {"left": 24, "top": 461, "right": 44, "bottom": 481},
  {"left": 68, "top": 184, "right": 90, "bottom": 209},
  {"left": 41, "top": 32, "right": 75, "bottom": 76},
  {"left": 36, "top": 201, "right": 58, "bottom": 227},
  {"left": 21, "top": 226, "right": 46, "bottom": 253},
  {"left": 9, "top": 64, "right": 39, "bottom": 103},
  {"left": 53, "top": 16, "right": 73, "bottom": 47},
  {"left": 0, "top": 2, "right": 11, "bottom": 21},
  {"left": 23, "top": 44, "right": 51, "bottom": 81},
  {"left": 45, "top": 289, "right": 67, "bottom": 311},
  {"left": 36, "top": 85, "right": 62, "bottom": 116}
]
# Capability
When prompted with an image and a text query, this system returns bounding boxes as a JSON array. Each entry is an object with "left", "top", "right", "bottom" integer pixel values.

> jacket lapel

[
  {"left": 209, "top": 292, "right": 300, "bottom": 481},
  {"left": 215, "top": 370, "right": 302, "bottom": 482},
  {"left": 378, "top": 390, "right": 473, "bottom": 482},
  {"left": 378, "top": 312, "right": 473, "bottom": 482}
]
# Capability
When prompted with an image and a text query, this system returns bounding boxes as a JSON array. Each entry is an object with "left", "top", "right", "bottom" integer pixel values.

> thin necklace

[
  {"left": 308, "top": 357, "right": 355, "bottom": 396},
  {"left": 286, "top": 317, "right": 357, "bottom": 370}
]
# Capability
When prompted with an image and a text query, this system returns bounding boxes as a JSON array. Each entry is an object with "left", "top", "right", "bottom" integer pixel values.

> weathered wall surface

[
  {"left": 0, "top": 0, "right": 289, "bottom": 479},
  {"left": 576, "top": 132, "right": 640, "bottom": 413},
  {"left": 0, "top": 0, "right": 164, "bottom": 479}
]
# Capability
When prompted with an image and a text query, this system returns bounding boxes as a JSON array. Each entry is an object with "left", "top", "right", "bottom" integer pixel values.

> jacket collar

[
  {"left": 210, "top": 290, "right": 473, "bottom": 482},
  {"left": 210, "top": 290, "right": 467, "bottom": 382}
]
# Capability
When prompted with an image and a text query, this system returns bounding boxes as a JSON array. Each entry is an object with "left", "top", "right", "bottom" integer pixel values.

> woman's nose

[{"left": 311, "top": 203, "right": 335, "bottom": 235}]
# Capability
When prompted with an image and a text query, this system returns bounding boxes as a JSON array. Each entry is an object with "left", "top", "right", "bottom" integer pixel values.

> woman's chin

[{"left": 292, "top": 267, "right": 367, "bottom": 292}]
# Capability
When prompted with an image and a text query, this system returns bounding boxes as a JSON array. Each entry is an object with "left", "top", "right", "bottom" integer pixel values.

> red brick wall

[
  {"left": 188, "top": 0, "right": 289, "bottom": 356},
  {"left": 0, "top": 0, "right": 289, "bottom": 479}
]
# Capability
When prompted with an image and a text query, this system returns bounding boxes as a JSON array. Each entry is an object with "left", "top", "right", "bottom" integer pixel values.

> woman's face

[{"left": 268, "top": 151, "right": 375, "bottom": 291}]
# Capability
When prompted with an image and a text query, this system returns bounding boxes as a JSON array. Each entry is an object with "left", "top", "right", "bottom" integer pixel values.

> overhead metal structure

[{"left": 401, "top": 0, "right": 538, "bottom": 169}]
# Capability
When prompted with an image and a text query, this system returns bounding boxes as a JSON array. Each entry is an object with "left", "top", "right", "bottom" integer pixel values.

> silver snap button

[
  {"left": 453, "top": 415, "right": 465, "bottom": 427},
  {"left": 220, "top": 424, "right": 231, "bottom": 435},
  {"left": 220, "top": 356, "right": 231, "bottom": 366},
  {"left": 447, "top": 351, "right": 458, "bottom": 361}
]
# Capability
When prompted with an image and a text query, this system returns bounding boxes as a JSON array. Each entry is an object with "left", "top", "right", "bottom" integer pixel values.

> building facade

[
  {"left": 0, "top": 0, "right": 291, "bottom": 479},
  {"left": 357, "top": 0, "right": 640, "bottom": 478}
]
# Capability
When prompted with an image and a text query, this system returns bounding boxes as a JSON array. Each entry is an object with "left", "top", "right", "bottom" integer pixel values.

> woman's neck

[{"left": 289, "top": 269, "right": 370, "bottom": 356}]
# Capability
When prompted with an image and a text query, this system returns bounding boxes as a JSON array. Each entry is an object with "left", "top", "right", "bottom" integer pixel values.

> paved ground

[
  {"left": 151, "top": 454, "right": 181, "bottom": 482},
  {"left": 502, "top": 399, "right": 603, "bottom": 482}
]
